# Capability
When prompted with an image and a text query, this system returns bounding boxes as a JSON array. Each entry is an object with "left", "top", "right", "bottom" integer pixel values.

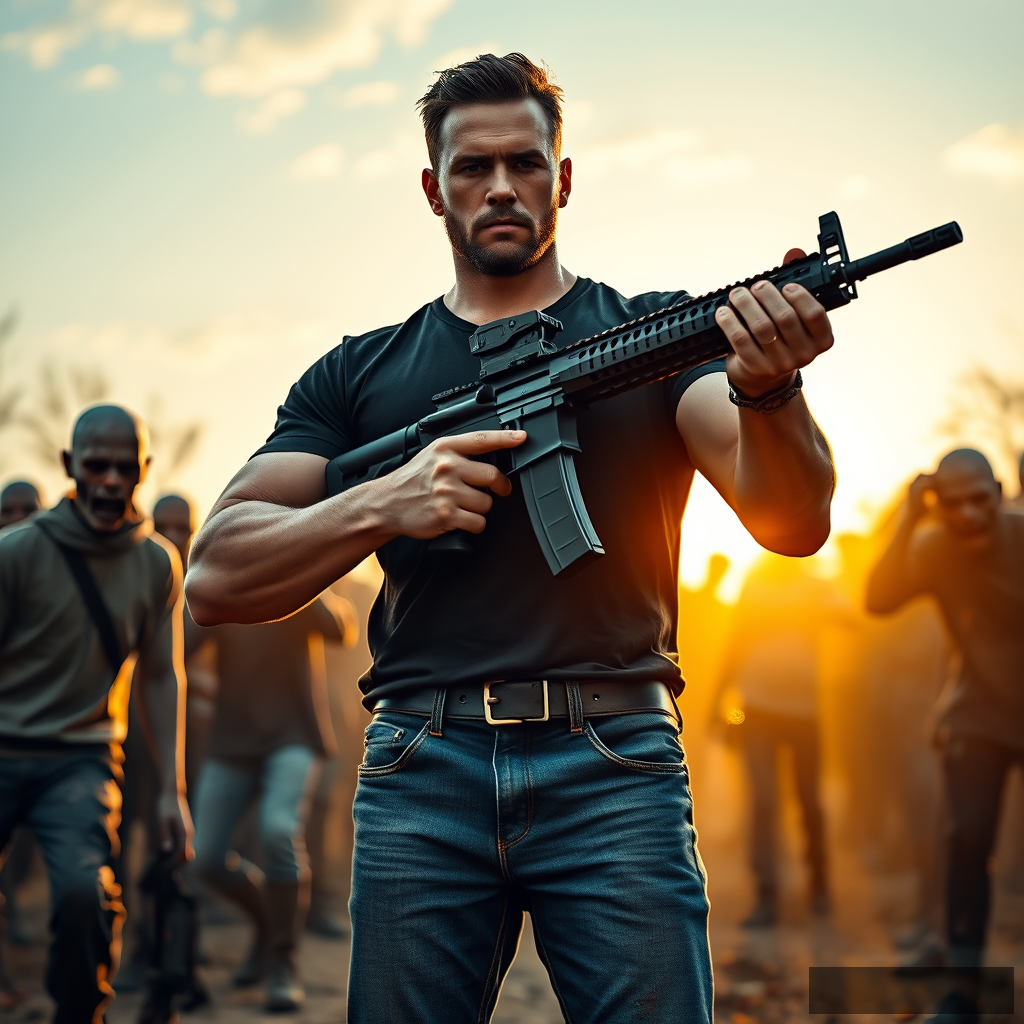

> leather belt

[{"left": 374, "top": 680, "right": 677, "bottom": 725}]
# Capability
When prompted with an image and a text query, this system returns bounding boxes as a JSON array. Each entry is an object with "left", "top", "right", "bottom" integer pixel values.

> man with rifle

[
  {"left": 186, "top": 53, "right": 955, "bottom": 1023},
  {"left": 0, "top": 405, "right": 191, "bottom": 1023}
]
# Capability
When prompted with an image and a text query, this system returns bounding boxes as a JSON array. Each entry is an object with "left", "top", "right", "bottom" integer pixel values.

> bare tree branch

[
  {"left": 145, "top": 396, "right": 204, "bottom": 490},
  {"left": 939, "top": 367, "right": 1024, "bottom": 483},
  {"left": 13, "top": 359, "right": 112, "bottom": 472}
]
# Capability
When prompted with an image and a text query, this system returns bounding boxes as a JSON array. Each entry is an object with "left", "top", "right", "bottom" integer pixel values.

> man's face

[
  {"left": 63, "top": 426, "right": 148, "bottom": 533},
  {"left": 933, "top": 468, "right": 1001, "bottom": 544},
  {"left": 0, "top": 486, "right": 40, "bottom": 528},
  {"left": 154, "top": 503, "right": 193, "bottom": 565},
  {"left": 424, "top": 98, "right": 569, "bottom": 277}
]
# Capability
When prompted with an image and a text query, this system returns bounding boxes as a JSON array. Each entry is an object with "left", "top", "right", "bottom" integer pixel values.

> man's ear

[
  {"left": 558, "top": 157, "right": 572, "bottom": 209},
  {"left": 138, "top": 454, "right": 152, "bottom": 485},
  {"left": 422, "top": 168, "right": 445, "bottom": 217},
  {"left": 61, "top": 450, "right": 74, "bottom": 480}
]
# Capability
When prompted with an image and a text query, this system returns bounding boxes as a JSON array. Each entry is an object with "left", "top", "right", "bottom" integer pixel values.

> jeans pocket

[
  {"left": 585, "top": 712, "right": 687, "bottom": 775},
  {"left": 358, "top": 713, "right": 431, "bottom": 777}
]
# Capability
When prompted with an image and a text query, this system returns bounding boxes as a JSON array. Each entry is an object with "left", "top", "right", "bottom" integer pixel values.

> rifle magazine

[{"left": 520, "top": 451, "right": 604, "bottom": 578}]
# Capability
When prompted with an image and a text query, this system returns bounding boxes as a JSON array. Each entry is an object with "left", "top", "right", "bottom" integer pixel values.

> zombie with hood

[{"left": 0, "top": 404, "right": 190, "bottom": 1024}]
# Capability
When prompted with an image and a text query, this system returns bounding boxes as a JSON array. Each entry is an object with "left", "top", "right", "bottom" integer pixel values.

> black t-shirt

[{"left": 257, "top": 278, "right": 726, "bottom": 707}]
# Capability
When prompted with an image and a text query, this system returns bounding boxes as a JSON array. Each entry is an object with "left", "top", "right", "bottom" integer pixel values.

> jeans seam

[
  {"left": 477, "top": 895, "right": 509, "bottom": 1024},
  {"left": 499, "top": 731, "right": 534, "bottom": 858},
  {"left": 584, "top": 721, "right": 686, "bottom": 774}
]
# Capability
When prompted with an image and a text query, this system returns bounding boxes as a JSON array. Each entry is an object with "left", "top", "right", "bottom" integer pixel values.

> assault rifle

[{"left": 326, "top": 212, "right": 962, "bottom": 578}]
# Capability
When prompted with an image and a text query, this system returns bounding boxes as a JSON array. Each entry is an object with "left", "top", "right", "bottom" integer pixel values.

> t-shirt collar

[{"left": 429, "top": 277, "right": 594, "bottom": 333}]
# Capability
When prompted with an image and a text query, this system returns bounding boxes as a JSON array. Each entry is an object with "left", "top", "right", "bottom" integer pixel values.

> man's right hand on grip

[{"left": 372, "top": 429, "right": 527, "bottom": 540}]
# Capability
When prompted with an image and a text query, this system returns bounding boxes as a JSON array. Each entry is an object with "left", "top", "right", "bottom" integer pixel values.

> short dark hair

[{"left": 417, "top": 52, "right": 564, "bottom": 170}]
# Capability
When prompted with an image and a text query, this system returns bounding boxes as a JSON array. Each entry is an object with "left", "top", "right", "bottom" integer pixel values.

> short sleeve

[
  {"left": 252, "top": 344, "right": 355, "bottom": 461},
  {"left": 667, "top": 358, "right": 728, "bottom": 412}
]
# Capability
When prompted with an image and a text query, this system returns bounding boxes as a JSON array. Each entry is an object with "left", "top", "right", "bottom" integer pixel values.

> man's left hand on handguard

[{"left": 714, "top": 248, "right": 835, "bottom": 398}]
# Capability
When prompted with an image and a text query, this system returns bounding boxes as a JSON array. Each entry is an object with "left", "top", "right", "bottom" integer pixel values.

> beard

[{"left": 444, "top": 198, "right": 559, "bottom": 277}]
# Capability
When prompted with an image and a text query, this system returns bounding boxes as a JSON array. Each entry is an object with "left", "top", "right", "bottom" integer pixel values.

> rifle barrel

[{"left": 847, "top": 221, "right": 962, "bottom": 282}]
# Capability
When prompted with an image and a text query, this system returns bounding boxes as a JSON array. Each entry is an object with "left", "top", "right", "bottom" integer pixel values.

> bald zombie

[
  {"left": 867, "top": 449, "right": 1024, "bottom": 985},
  {"left": 0, "top": 404, "right": 191, "bottom": 1023},
  {"left": 63, "top": 404, "right": 151, "bottom": 532},
  {"left": 0, "top": 481, "right": 41, "bottom": 529},
  {"left": 153, "top": 494, "right": 194, "bottom": 566},
  {"left": 927, "top": 448, "right": 1002, "bottom": 542}
]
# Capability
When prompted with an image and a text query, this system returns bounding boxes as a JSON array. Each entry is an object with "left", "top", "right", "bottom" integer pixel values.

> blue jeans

[
  {"left": 0, "top": 747, "right": 124, "bottom": 1024},
  {"left": 349, "top": 709, "right": 713, "bottom": 1024},
  {"left": 192, "top": 744, "right": 321, "bottom": 884}
]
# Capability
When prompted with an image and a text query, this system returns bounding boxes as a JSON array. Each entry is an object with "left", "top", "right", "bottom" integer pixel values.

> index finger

[{"left": 441, "top": 429, "right": 527, "bottom": 455}]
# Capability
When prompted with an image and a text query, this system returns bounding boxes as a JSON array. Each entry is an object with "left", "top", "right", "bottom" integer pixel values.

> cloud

[
  {"left": 351, "top": 132, "right": 424, "bottom": 180},
  {"left": 289, "top": 143, "right": 345, "bottom": 181},
  {"left": 429, "top": 42, "right": 503, "bottom": 73},
  {"left": 2, "top": 0, "right": 193, "bottom": 68},
  {"left": 942, "top": 124, "right": 1024, "bottom": 183},
  {"left": 578, "top": 130, "right": 751, "bottom": 185},
  {"left": 203, "top": 0, "right": 236, "bottom": 19},
  {"left": 178, "top": 0, "right": 453, "bottom": 98},
  {"left": 92, "top": 0, "right": 193, "bottom": 37},
  {"left": 76, "top": 63, "right": 121, "bottom": 90},
  {"left": 236, "top": 87, "right": 306, "bottom": 134},
  {"left": 4, "top": 0, "right": 449, "bottom": 107},
  {"left": 336, "top": 78, "right": 401, "bottom": 108}
]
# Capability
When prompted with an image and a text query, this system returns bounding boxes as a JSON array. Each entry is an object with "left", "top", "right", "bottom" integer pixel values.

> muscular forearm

[
  {"left": 186, "top": 484, "right": 394, "bottom": 625},
  {"left": 733, "top": 396, "right": 835, "bottom": 555}
]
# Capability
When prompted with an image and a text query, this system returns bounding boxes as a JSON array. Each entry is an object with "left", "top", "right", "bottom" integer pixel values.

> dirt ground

[
  {"left": 2, "top": 843, "right": 1021, "bottom": 1024},
  {"left": 1, "top": 748, "right": 1022, "bottom": 1023}
]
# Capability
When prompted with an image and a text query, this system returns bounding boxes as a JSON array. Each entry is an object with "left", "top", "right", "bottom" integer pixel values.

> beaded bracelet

[{"left": 728, "top": 370, "right": 803, "bottom": 414}]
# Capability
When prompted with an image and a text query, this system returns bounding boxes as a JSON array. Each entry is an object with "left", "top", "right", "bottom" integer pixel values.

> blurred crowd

[
  {"left": 680, "top": 448, "right": 1024, "bottom": 975},
  {"left": 1, "top": 404, "right": 1023, "bottom": 1023}
]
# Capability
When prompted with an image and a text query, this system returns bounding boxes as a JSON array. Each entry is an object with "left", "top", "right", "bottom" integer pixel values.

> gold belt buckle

[{"left": 483, "top": 680, "right": 550, "bottom": 725}]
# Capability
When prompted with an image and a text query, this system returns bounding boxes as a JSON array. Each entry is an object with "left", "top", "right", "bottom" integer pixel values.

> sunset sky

[{"left": 2, "top": 0, "right": 1022, "bottom": 595}]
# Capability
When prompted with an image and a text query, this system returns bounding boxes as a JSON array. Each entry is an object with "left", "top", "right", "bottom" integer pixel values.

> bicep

[
  {"left": 207, "top": 451, "right": 330, "bottom": 519},
  {"left": 675, "top": 372, "right": 739, "bottom": 509}
]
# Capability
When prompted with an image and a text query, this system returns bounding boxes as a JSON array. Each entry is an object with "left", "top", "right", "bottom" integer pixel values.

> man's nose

[{"left": 486, "top": 166, "right": 517, "bottom": 205}]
